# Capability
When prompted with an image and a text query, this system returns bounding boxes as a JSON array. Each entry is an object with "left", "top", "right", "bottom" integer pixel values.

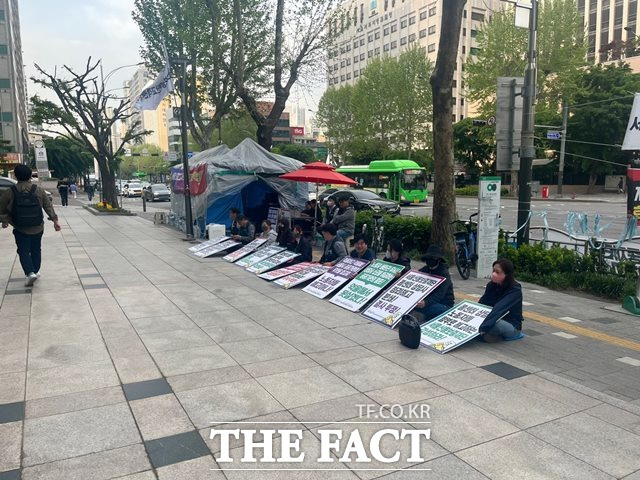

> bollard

[{"left": 142, "top": 194, "right": 146, "bottom": 212}]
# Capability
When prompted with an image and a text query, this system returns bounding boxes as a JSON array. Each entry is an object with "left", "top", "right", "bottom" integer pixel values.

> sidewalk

[{"left": 2, "top": 204, "right": 640, "bottom": 479}]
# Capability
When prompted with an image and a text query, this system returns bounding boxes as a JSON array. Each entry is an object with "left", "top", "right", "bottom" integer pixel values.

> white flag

[
  {"left": 135, "top": 61, "right": 173, "bottom": 111},
  {"left": 622, "top": 93, "right": 640, "bottom": 150}
]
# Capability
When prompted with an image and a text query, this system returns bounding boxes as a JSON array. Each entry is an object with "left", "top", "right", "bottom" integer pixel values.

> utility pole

[
  {"left": 516, "top": 0, "right": 538, "bottom": 246},
  {"left": 557, "top": 102, "right": 569, "bottom": 197},
  {"left": 171, "top": 58, "right": 194, "bottom": 239}
]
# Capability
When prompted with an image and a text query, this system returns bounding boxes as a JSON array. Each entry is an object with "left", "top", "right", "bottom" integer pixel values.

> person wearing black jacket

[
  {"left": 412, "top": 245, "right": 454, "bottom": 321},
  {"left": 287, "top": 225, "right": 312, "bottom": 263},
  {"left": 319, "top": 223, "right": 347, "bottom": 266},
  {"left": 350, "top": 235, "right": 375, "bottom": 261},
  {"left": 478, "top": 258, "right": 525, "bottom": 342},
  {"left": 383, "top": 238, "right": 411, "bottom": 275}
]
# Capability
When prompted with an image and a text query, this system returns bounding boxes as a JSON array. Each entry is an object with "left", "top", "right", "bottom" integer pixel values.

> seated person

[
  {"left": 228, "top": 207, "right": 241, "bottom": 235},
  {"left": 319, "top": 223, "right": 347, "bottom": 266},
  {"left": 383, "top": 238, "right": 411, "bottom": 275},
  {"left": 331, "top": 196, "right": 355, "bottom": 242},
  {"left": 350, "top": 234, "right": 375, "bottom": 261},
  {"left": 258, "top": 219, "right": 278, "bottom": 246},
  {"left": 231, "top": 215, "right": 255, "bottom": 245},
  {"left": 325, "top": 197, "right": 338, "bottom": 223},
  {"left": 412, "top": 245, "right": 454, "bottom": 321},
  {"left": 288, "top": 224, "right": 312, "bottom": 263},
  {"left": 276, "top": 220, "right": 293, "bottom": 247},
  {"left": 478, "top": 258, "right": 525, "bottom": 342}
]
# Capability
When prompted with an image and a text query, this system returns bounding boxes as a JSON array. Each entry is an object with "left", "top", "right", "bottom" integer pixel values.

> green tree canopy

[
  {"left": 119, "top": 144, "right": 168, "bottom": 180},
  {"left": 44, "top": 138, "right": 94, "bottom": 180},
  {"left": 453, "top": 118, "right": 496, "bottom": 176},
  {"left": 272, "top": 144, "right": 315, "bottom": 163}
]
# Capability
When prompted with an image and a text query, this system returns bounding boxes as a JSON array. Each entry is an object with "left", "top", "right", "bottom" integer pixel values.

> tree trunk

[
  {"left": 97, "top": 155, "right": 119, "bottom": 208},
  {"left": 587, "top": 173, "right": 597, "bottom": 194},
  {"left": 430, "top": 0, "right": 466, "bottom": 261},
  {"left": 257, "top": 124, "right": 273, "bottom": 151}
]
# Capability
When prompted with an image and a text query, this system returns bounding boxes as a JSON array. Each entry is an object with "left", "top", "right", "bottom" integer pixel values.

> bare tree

[
  {"left": 30, "top": 58, "right": 150, "bottom": 208},
  {"left": 430, "top": 0, "right": 466, "bottom": 259}
]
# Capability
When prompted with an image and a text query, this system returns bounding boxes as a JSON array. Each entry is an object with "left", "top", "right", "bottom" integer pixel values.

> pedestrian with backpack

[
  {"left": 57, "top": 178, "right": 70, "bottom": 206},
  {"left": 0, "top": 165, "right": 61, "bottom": 286}
]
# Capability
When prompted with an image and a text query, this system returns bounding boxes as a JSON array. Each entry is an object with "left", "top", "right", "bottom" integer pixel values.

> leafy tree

[
  {"left": 119, "top": 144, "right": 168, "bottom": 179},
  {"left": 453, "top": 118, "right": 496, "bottom": 176},
  {"left": 566, "top": 64, "right": 640, "bottom": 192},
  {"left": 212, "top": 108, "right": 258, "bottom": 147},
  {"left": 272, "top": 144, "right": 315, "bottom": 163},
  {"left": 466, "top": 0, "right": 587, "bottom": 116},
  {"left": 30, "top": 58, "right": 150, "bottom": 207},
  {"left": 316, "top": 84, "right": 355, "bottom": 164},
  {"left": 430, "top": 0, "right": 466, "bottom": 259},
  {"left": 43, "top": 138, "right": 93, "bottom": 180}
]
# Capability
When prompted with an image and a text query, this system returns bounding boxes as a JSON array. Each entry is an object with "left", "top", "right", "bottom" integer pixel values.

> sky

[{"left": 20, "top": 0, "right": 322, "bottom": 118}]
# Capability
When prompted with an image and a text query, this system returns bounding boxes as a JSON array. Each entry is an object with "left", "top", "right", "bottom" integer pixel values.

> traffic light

[{"left": 472, "top": 119, "right": 487, "bottom": 126}]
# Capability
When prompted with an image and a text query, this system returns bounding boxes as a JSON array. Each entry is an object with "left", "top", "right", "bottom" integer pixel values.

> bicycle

[
  {"left": 362, "top": 212, "right": 385, "bottom": 254},
  {"left": 451, "top": 212, "right": 478, "bottom": 280}
]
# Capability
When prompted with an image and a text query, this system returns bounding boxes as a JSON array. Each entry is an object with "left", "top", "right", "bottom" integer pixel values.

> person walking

[
  {"left": 0, "top": 165, "right": 61, "bottom": 286},
  {"left": 85, "top": 183, "right": 95, "bottom": 202},
  {"left": 70, "top": 182, "right": 77, "bottom": 199},
  {"left": 57, "top": 178, "right": 70, "bottom": 206}
]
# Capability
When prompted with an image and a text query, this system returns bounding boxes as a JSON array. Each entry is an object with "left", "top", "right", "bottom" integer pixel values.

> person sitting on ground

[
  {"left": 319, "top": 223, "right": 347, "bottom": 266},
  {"left": 258, "top": 219, "right": 278, "bottom": 246},
  {"left": 231, "top": 215, "right": 255, "bottom": 245},
  {"left": 412, "top": 245, "right": 454, "bottom": 321},
  {"left": 228, "top": 207, "right": 241, "bottom": 235},
  {"left": 288, "top": 224, "right": 312, "bottom": 263},
  {"left": 325, "top": 197, "right": 338, "bottom": 223},
  {"left": 276, "top": 220, "right": 293, "bottom": 247},
  {"left": 478, "top": 258, "right": 525, "bottom": 342},
  {"left": 331, "top": 195, "right": 355, "bottom": 242},
  {"left": 383, "top": 238, "right": 411, "bottom": 275},
  {"left": 350, "top": 234, "right": 375, "bottom": 261}
]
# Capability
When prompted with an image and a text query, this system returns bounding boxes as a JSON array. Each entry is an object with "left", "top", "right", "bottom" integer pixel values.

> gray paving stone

[
  {"left": 202, "top": 320, "right": 274, "bottom": 343},
  {"left": 112, "top": 353, "right": 163, "bottom": 384},
  {"left": 0, "top": 372, "right": 24, "bottom": 404},
  {"left": 528, "top": 412, "right": 640, "bottom": 478},
  {"left": 177, "top": 378, "right": 284, "bottom": 428},
  {"left": 187, "top": 309, "right": 252, "bottom": 328},
  {"left": 235, "top": 303, "right": 301, "bottom": 321},
  {"left": 457, "top": 431, "right": 615, "bottom": 480},
  {"left": 112, "top": 471, "right": 157, "bottom": 480},
  {"left": 151, "top": 345, "right": 237, "bottom": 377},
  {"left": 327, "top": 355, "right": 420, "bottom": 392},
  {"left": 26, "top": 362, "right": 119, "bottom": 400},
  {"left": 139, "top": 328, "right": 216, "bottom": 353},
  {"left": 480, "top": 361, "right": 531, "bottom": 380},
  {"left": 219, "top": 336, "right": 300, "bottom": 365},
  {"left": 308, "top": 346, "right": 377, "bottom": 366},
  {"left": 384, "top": 350, "right": 475, "bottom": 378},
  {"left": 429, "top": 368, "right": 504, "bottom": 393},
  {"left": 0, "top": 421, "right": 21, "bottom": 472},
  {"left": 156, "top": 455, "right": 225, "bottom": 480},
  {"left": 510, "top": 375, "right": 602, "bottom": 410},
  {"left": 243, "top": 354, "right": 319, "bottom": 378},
  {"left": 332, "top": 324, "right": 398, "bottom": 345},
  {"left": 129, "top": 314, "right": 198, "bottom": 334},
  {"left": 145, "top": 430, "right": 212, "bottom": 469},
  {"left": 257, "top": 366, "right": 358, "bottom": 409},
  {"left": 290, "top": 393, "right": 379, "bottom": 427},
  {"left": 130, "top": 394, "right": 194, "bottom": 441},
  {"left": 0, "top": 315, "right": 29, "bottom": 334},
  {"left": 22, "top": 403, "right": 140, "bottom": 466},
  {"left": 255, "top": 315, "right": 326, "bottom": 336},
  {"left": 123, "top": 378, "right": 172, "bottom": 401},
  {"left": 379, "top": 454, "right": 490, "bottom": 479},
  {"left": 167, "top": 366, "right": 251, "bottom": 393},
  {"left": 584, "top": 403, "right": 640, "bottom": 436},
  {"left": 366, "top": 380, "right": 448, "bottom": 407},
  {"left": 25, "top": 386, "right": 125, "bottom": 419},
  {"left": 280, "top": 330, "right": 357, "bottom": 354},
  {"left": 27, "top": 340, "right": 112, "bottom": 370},
  {"left": 20, "top": 444, "right": 151, "bottom": 480}
]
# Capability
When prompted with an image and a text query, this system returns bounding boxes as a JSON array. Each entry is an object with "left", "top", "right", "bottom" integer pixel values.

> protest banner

[
  {"left": 235, "top": 246, "right": 286, "bottom": 268},
  {"left": 258, "top": 262, "right": 315, "bottom": 281},
  {"left": 303, "top": 257, "right": 370, "bottom": 299},
  {"left": 188, "top": 236, "right": 229, "bottom": 253},
  {"left": 223, "top": 238, "right": 267, "bottom": 262},
  {"left": 193, "top": 240, "right": 241, "bottom": 258},
  {"left": 274, "top": 265, "right": 331, "bottom": 289},
  {"left": 330, "top": 260, "right": 405, "bottom": 312},
  {"left": 420, "top": 300, "right": 493, "bottom": 354},
  {"left": 362, "top": 271, "right": 445, "bottom": 328},
  {"left": 247, "top": 251, "right": 301, "bottom": 274}
]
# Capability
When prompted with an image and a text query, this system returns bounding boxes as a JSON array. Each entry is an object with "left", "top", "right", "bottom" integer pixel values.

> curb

[
  {"left": 83, "top": 205, "right": 136, "bottom": 216},
  {"left": 455, "top": 195, "right": 619, "bottom": 204}
]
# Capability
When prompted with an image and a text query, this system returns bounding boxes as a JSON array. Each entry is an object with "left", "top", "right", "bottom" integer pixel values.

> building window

[
  {"left": 341, "top": 75, "right": 345, "bottom": 81},
  {"left": 471, "top": 29, "right": 478, "bottom": 38},
  {"left": 384, "top": 27, "right": 390, "bottom": 35},
  {"left": 419, "top": 29, "right": 427, "bottom": 38},
  {"left": 462, "top": 46, "right": 466, "bottom": 54},
  {"left": 471, "top": 12, "right": 485, "bottom": 22},
  {"left": 368, "top": 49, "right": 374, "bottom": 57},
  {"left": 375, "top": 31, "right": 381, "bottom": 39},
  {"left": 429, "top": 7, "right": 436, "bottom": 16},
  {"left": 452, "top": 80, "right": 457, "bottom": 88},
  {"left": 347, "top": 72, "right": 352, "bottom": 79},
  {"left": 428, "top": 43, "right": 435, "bottom": 52},
  {"left": 391, "top": 24, "right": 397, "bottom": 32},
  {"left": 408, "top": 33, "right": 416, "bottom": 42},
  {"left": 375, "top": 47, "right": 380, "bottom": 54},
  {"left": 429, "top": 25, "right": 436, "bottom": 35},
  {"left": 460, "top": 98, "right": 465, "bottom": 106},
  {"left": 401, "top": 19, "right": 407, "bottom": 28},
  {"left": 385, "top": 0, "right": 388, "bottom": 11},
  {"left": 346, "top": 45, "right": 351, "bottom": 52},
  {"left": 470, "top": 47, "right": 480, "bottom": 55},
  {"left": 0, "top": 10, "right": 5, "bottom": 21},
  {"left": 0, "top": 45, "right": 7, "bottom": 55},
  {"left": 420, "top": 11, "right": 427, "bottom": 21},
  {"left": 346, "top": 58, "right": 351, "bottom": 65},
  {"left": 354, "top": 70, "right": 360, "bottom": 78},
  {"left": 384, "top": 43, "right": 390, "bottom": 51},
  {"left": 452, "top": 114, "right": 456, "bottom": 122},
  {"left": 0, "top": 78, "right": 9, "bottom": 88},
  {"left": 400, "top": 36, "right": 407, "bottom": 45},
  {"left": 360, "top": 38, "right": 365, "bottom": 46},
  {"left": 463, "top": 28, "right": 467, "bottom": 36},
  {"left": 2, "top": 112, "right": 13, "bottom": 122},
  {"left": 354, "top": 55, "right": 359, "bottom": 63},
  {"left": 341, "top": 60, "right": 345, "bottom": 67},
  {"left": 391, "top": 40, "right": 397, "bottom": 49},
  {"left": 409, "top": 16, "right": 415, "bottom": 25},
  {"left": 354, "top": 41, "right": 358, "bottom": 48},
  {"left": 360, "top": 53, "right": 365, "bottom": 60},
  {"left": 361, "top": 4, "right": 364, "bottom": 23},
  {"left": 368, "top": 34, "right": 374, "bottom": 42}
]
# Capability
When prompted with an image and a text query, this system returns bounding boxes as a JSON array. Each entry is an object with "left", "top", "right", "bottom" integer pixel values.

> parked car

[
  {"left": 0, "top": 177, "right": 53, "bottom": 202},
  {"left": 143, "top": 184, "right": 171, "bottom": 202},
  {"left": 317, "top": 188, "right": 339, "bottom": 205},
  {"left": 327, "top": 189, "right": 401, "bottom": 215},
  {"left": 123, "top": 183, "right": 143, "bottom": 197}
]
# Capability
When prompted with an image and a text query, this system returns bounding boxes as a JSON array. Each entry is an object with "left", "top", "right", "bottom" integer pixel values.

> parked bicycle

[
  {"left": 362, "top": 212, "right": 385, "bottom": 254},
  {"left": 451, "top": 212, "right": 478, "bottom": 280}
]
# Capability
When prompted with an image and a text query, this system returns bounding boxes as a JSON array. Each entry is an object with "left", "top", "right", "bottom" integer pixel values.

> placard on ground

[
  {"left": 235, "top": 246, "right": 285, "bottom": 268},
  {"left": 258, "top": 262, "right": 315, "bottom": 281},
  {"left": 247, "top": 251, "right": 301, "bottom": 274},
  {"left": 223, "top": 238, "right": 267, "bottom": 262},
  {"left": 303, "top": 257, "right": 370, "bottom": 299},
  {"left": 274, "top": 265, "right": 330, "bottom": 289}
]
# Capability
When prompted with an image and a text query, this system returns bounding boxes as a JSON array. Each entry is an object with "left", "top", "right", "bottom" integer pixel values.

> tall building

[
  {"left": 579, "top": 0, "right": 639, "bottom": 64},
  {"left": 0, "top": 0, "right": 28, "bottom": 160},
  {"left": 327, "top": 0, "right": 503, "bottom": 122},
  {"left": 123, "top": 66, "right": 171, "bottom": 152}
]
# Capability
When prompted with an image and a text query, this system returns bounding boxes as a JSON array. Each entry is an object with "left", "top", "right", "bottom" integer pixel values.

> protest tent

[{"left": 169, "top": 139, "right": 309, "bottom": 235}]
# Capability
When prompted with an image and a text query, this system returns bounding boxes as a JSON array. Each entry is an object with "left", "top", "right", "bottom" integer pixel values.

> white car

[{"left": 123, "top": 183, "right": 143, "bottom": 197}]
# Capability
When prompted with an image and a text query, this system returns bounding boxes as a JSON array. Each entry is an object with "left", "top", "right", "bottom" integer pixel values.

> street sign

[
  {"left": 187, "top": 151, "right": 194, "bottom": 159},
  {"left": 169, "top": 152, "right": 178, "bottom": 162},
  {"left": 477, "top": 177, "right": 501, "bottom": 279},
  {"left": 546, "top": 130, "right": 561, "bottom": 140},
  {"left": 487, "top": 116, "right": 496, "bottom": 127},
  {"left": 496, "top": 77, "right": 524, "bottom": 171}
]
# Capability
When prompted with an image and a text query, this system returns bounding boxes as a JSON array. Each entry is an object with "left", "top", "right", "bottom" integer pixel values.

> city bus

[{"left": 336, "top": 160, "right": 429, "bottom": 204}]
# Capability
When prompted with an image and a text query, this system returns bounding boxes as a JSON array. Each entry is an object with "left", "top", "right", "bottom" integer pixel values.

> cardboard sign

[
  {"left": 193, "top": 240, "right": 241, "bottom": 258},
  {"left": 274, "top": 265, "right": 331, "bottom": 289},
  {"left": 330, "top": 260, "right": 406, "bottom": 312},
  {"left": 247, "top": 251, "right": 301, "bottom": 274},
  {"left": 303, "top": 257, "right": 370, "bottom": 299},
  {"left": 362, "top": 271, "right": 445, "bottom": 328},
  {"left": 223, "top": 238, "right": 267, "bottom": 262},
  {"left": 258, "top": 262, "right": 315, "bottom": 281},
  {"left": 188, "top": 236, "right": 229, "bottom": 253},
  {"left": 235, "top": 246, "right": 286, "bottom": 268},
  {"left": 420, "top": 300, "right": 493, "bottom": 354}
]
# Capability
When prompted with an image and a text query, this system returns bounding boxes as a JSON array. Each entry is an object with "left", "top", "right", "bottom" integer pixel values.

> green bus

[{"left": 336, "top": 160, "right": 429, "bottom": 204}]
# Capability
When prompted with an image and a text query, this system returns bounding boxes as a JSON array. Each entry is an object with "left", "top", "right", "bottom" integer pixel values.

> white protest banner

[
  {"left": 235, "top": 246, "right": 286, "bottom": 268},
  {"left": 623, "top": 93, "right": 640, "bottom": 150},
  {"left": 330, "top": 260, "right": 405, "bottom": 312},
  {"left": 303, "top": 257, "right": 370, "bottom": 299},
  {"left": 258, "top": 262, "right": 315, "bottom": 281},
  {"left": 223, "top": 238, "right": 267, "bottom": 262},
  {"left": 135, "top": 60, "right": 173, "bottom": 111},
  {"left": 362, "top": 271, "right": 445, "bottom": 328},
  {"left": 420, "top": 300, "right": 492, "bottom": 354},
  {"left": 274, "top": 265, "right": 330, "bottom": 289},
  {"left": 189, "top": 236, "right": 230, "bottom": 253},
  {"left": 247, "top": 251, "right": 301, "bottom": 274},
  {"left": 193, "top": 240, "right": 241, "bottom": 258}
]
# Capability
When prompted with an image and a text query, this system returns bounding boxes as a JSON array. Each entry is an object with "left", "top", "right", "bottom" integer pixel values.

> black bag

[
  {"left": 11, "top": 185, "right": 43, "bottom": 228},
  {"left": 399, "top": 314, "right": 421, "bottom": 349}
]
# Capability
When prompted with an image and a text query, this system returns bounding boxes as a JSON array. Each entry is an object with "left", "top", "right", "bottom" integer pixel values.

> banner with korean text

[
  {"left": 192, "top": 240, "right": 241, "bottom": 258},
  {"left": 303, "top": 257, "right": 370, "bottom": 299},
  {"left": 247, "top": 251, "right": 301, "bottom": 274},
  {"left": 235, "top": 246, "right": 285, "bottom": 268},
  {"left": 188, "top": 236, "right": 229, "bottom": 254},
  {"left": 275, "top": 265, "right": 330, "bottom": 289},
  {"left": 223, "top": 238, "right": 267, "bottom": 262},
  {"left": 258, "top": 262, "right": 315, "bottom": 281}
]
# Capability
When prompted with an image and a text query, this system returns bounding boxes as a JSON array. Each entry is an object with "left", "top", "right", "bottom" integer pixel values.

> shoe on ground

[
  {"left": 504, "top": 331, "right": 525, "bottom": 341},
  {"left": 25, "top": 273, "right": 38, "bottom": 287},
  {"left": 35, "top": 272, "right": 41, "bottom": 278}
]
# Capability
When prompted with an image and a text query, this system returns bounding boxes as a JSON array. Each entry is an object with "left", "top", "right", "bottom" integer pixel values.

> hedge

[
  {"left": 456, "top": 186, "right": 510, "bottom": 196},
  {"left": 355, "top": 211, "right": 431, "bottom": 254}
]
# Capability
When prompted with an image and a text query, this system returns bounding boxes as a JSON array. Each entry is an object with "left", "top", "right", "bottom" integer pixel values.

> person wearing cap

[
  {"left": 331, "top": 195, "right": 355, "bottom": 242},
  {"left": 319, "top": 223, "right": 347, "bottom": 266},
  {"left": 383, "top": 238, "right": 411, "bottom": 275},
  {"left": 412, "top": 245, "right": 455, "bottom": 321}
]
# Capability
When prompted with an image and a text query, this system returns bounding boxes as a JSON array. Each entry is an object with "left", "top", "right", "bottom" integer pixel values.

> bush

[
  {"left": 455, "top": 186, "right": 510, "bottom": 196},
  {"left": 355, "top": 211, "right": 432, "bottom": 253}
]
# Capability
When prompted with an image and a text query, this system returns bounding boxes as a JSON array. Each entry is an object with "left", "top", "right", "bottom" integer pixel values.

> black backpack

[
  {"left": 398, "top": 314, "right": 421, "bottom": 349},
  {"left": 11, "top": 185, "right": 44, "bottom": 228}
]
